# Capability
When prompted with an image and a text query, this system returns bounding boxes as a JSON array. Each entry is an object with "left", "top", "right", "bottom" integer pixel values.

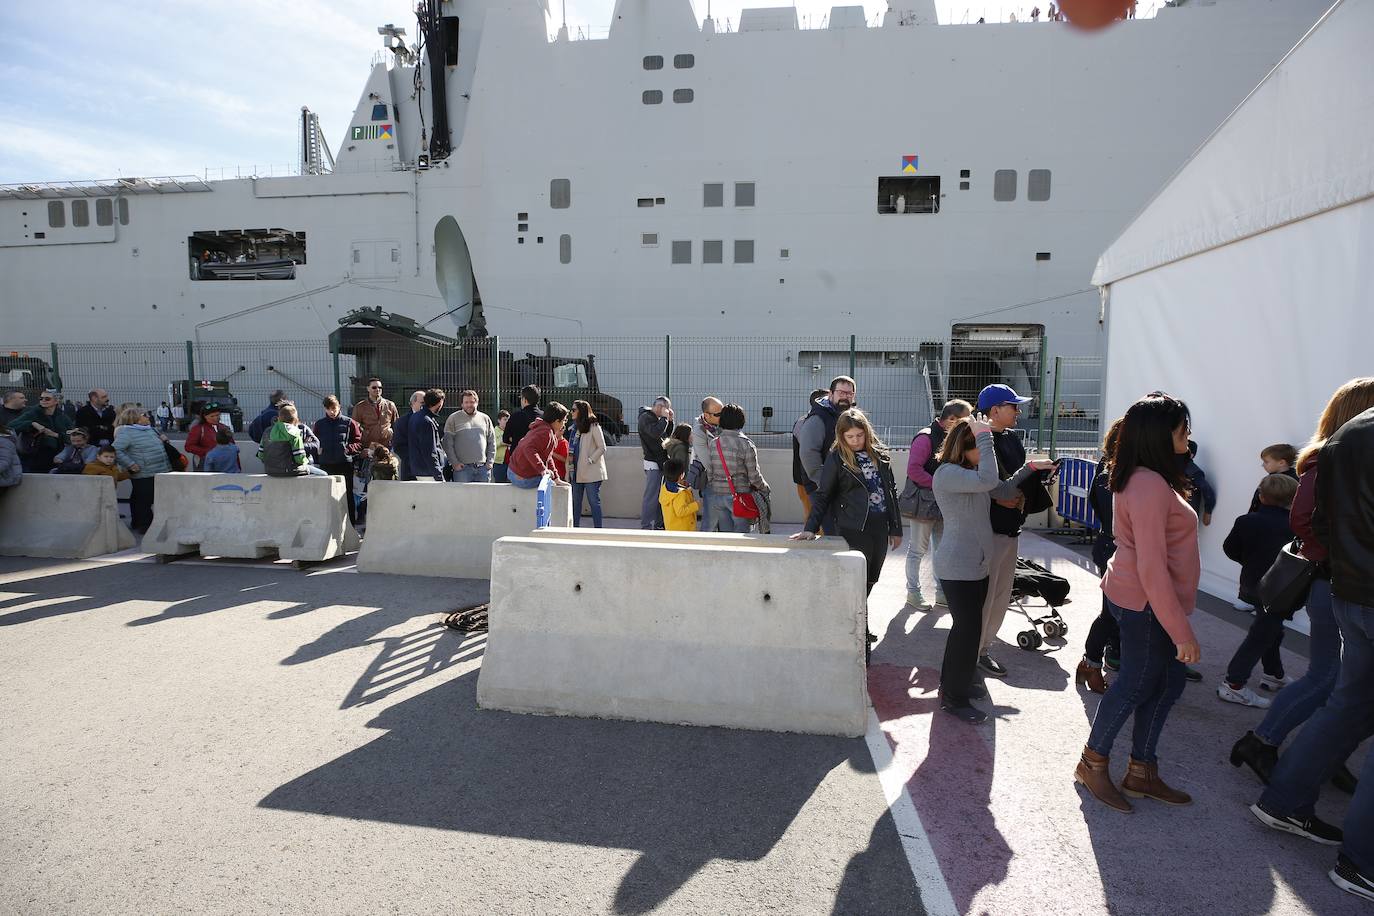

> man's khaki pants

[{"left": 980, "top": 533, "right": 1020, "bottom": 652}]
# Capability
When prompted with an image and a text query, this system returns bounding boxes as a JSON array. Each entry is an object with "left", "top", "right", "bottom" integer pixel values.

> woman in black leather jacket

[{"left": 791, "top": 408, "right": 903, "bottom": 594}]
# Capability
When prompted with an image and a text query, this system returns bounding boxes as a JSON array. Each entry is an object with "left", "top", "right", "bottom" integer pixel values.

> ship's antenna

[{"left": 561, "top": 0, "right": 567, "bottom": 29}]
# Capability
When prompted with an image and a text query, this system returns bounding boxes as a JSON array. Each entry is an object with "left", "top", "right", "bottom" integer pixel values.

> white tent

[{"left": 1093, "top": 0, "right": 1374, "bottom": 600}]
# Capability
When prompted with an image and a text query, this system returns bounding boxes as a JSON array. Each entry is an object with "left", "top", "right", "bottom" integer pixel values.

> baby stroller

[{"left": 1009, "top": 557, "right": 1071, "bottom": 649}]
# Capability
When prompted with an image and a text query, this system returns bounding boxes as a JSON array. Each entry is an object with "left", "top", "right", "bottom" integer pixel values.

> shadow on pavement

[{"left": 259, "top": 667, "right": 924, "bottom": 915}]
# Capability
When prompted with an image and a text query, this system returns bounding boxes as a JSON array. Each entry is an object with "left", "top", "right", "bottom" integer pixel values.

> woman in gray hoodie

[{"left": 933, "top": 417, "right": 1052, "bottom": 723}]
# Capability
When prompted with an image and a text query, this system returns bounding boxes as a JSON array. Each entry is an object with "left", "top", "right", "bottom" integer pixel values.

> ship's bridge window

[
  {"left": 994, "top": 170, "right": 1017, "bottom": 202},
  {"left": 877, "top": 176, "right": 940, "bottom": 214},
  {"left": 47, "top": 201, "right": 64, "bottom": 228},
  {"left": 372, "top": 103, "right": 389, "bottom": 121},
  {"left": 72, "top": 200, "right": 89, "bottom": 227},
  {"left": 187, "top": 229, "right": 306, "bottom": 281},
  {"left": 643, "top": 55, "right": 664, "bottom": 70},
  {"left": 674, "top": 54, "right": 695, "bottom": 69},
  {"left": 1028, "top": 169, "right": 1052, "bottom": 201},
  {"left": 551, "top": 178, "right": 571, "bottom": 208},
  {"left": 96, "top": 199, "right": 113, "bottom": 226}
]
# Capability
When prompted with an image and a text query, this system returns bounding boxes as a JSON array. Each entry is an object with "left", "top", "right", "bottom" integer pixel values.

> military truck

[
  {"left": 0, "top": 352, "right": 61, "bottom": 405},
  {"left": 331, "top": 308, "right": 629, "bottom": 442},
  {"left": 167, "top": 379, "right": 245, "bottom": 432}
]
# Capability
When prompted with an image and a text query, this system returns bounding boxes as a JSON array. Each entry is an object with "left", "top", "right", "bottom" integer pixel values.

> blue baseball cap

[{"left": 977, "top": 384, "right": 1034, "bottom": 412}]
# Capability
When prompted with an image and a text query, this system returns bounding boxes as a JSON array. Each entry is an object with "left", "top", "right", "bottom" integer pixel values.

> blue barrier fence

[{"left": 1056, "top": 458, "right": 1099, "bottom": 530}]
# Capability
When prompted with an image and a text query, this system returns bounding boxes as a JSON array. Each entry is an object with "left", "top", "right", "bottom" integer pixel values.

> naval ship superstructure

[{"left": 0, "top": 0, "right": 1332, "bottom": 422}]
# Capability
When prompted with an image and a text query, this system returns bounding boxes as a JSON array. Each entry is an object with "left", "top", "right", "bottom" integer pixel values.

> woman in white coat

[{"left": 570, "top": 400, "right": 608, "bottom": 527}]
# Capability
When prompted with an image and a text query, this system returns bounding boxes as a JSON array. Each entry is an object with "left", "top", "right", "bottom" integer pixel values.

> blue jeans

[
  {"left": 641, "top": 468, "right": 664, "bottom": 529},
  {"left": 508, "top": 470, "right": 540, "bottom": 489},
  {"left": 304, "top": 464, "right": 331, "bottom": 477},
  {"left": 1260, "top": 595, "right": 1374, "bottom": 873},
  {"left": 452, "top": 464, "right": 492, "bottom": 483},
  {"left": 704, "top": 492, "right": 743, "bottom": 532},
  {"left": 572, "top": 480, "right": 603, "bottom": 527},
  {"left": 1256, "top": 579, "right": 1339, "bottom": 746},
  {"left": 1086, "top": 599, "right": 1188, "bottom": 763}
]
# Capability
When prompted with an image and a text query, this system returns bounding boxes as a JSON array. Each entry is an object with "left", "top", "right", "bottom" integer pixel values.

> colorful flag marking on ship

[
  {"left": 902, "top": 155, "right": 919, "bottom": 173},
  {"left": 380, "top": 124, "right": 394, "bottom": 140}
]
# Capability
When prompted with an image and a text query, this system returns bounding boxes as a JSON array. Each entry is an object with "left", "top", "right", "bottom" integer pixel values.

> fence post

[
  {"left": 848, "top": 334, "right": 857, "bottom": 380},
  {"left": 664, "top": 334, "right": 671, "bottom": 398},
  {"left": 1035, "top": 335, "right": 1049, "bottom": 449},
  {"left": 185, "top": 341, "right": 196, "bottom": 383},
  {"left": 48, "top": 343, "right": 63, "bottom": 392},
  {"left": 330, "top": 339, "right": 341, "bottom": 398},
  {"left": 491, "top": 335, "right": 501, "bottom": 412},
  {"left": 1049, "top": 356, "right": 1063, "bottom": 459}
]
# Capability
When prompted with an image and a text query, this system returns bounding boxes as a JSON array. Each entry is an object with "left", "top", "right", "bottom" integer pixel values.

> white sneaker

[
  {"left": 1218, "top": 681, "right": 1272, "bottom": 708},
  {"left": 1233, "top": 599, "right": 1257, "bottom": 612},
  {"left": 906, "top": 591, "right": 932, "bottom": 610},
  {"left": 1259, "top": 673, "right": 1291, "bottom": 692}
]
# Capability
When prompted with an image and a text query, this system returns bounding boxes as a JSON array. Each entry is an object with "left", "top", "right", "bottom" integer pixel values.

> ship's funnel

[{"left": 434, "top": 216, "right": 475, "bottom": 329}]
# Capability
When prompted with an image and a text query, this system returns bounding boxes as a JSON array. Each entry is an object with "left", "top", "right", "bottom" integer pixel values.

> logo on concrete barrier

[{"left": 211, "top": 483, "right": 264, "bottom": 505}]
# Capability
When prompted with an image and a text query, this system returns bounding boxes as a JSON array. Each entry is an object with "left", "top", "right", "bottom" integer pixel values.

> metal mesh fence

[
  {"left": 1047, "top": 356, "right": 1105, "bottom": 455},
  {"left": 3, "top": 334, "right": 1075, "bottom": 447}
]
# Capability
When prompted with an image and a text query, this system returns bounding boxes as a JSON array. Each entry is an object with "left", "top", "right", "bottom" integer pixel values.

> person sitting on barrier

[
  {"left": 1216, "top": 473, "right": 1300, "bottom": 708},
  {"left": 570, "top": 400, "right": 608, "bottom": 527},
  {"left": 704, "top": 403, "right": 770, "bottom": 533},
  {"left": 929, "top": 415, "right": 1051, "bottom": 723},
  {"left": 502, "top": 385, "right": 542, "bottom": 477},
  {"left": 248, "top": 390, "right": 290, "bottom": 443},
  {"left": 493, "top": 409, "right": 511, "bottom": 483},
  {"left": 904, "top": 399, "right": 972, "bottom": 610},
  {"left": 369, "top": 445, "right": 399, "bottom": 481},
  {"left": 507, "top": 402, "right": 568, "bottom": 490},
  {"left": 0, "top": 420, "right": 22, "bottom": 492},
  {"left": 51, "top": 428, "right": 98, "bottom": 474},
  {"left": 1077, "top": 417, "right": 1124, "bottom": 695},
  {"left": 659, "top": 456, "right": 701, "bottom": 532},
  {"left": 442, "top": 389, "right": 496, "bottom": 483},
  {"left": 690, "top": 397, "right": 723, "bottom": 531},
  {"left": 258, "top": 404, "right": 329, "bottom": 478},
  {"left": 392, "top": 390, "right": 426, "bottom": 481},
  {"left": 408, "top": 389, "right": 446, "bottom": 482},
  {"left": 14, "top": 390, "right": 74, "bottom": 474},
  {"left": 82, "top": 444, "right": 129, "bottom": 483},
  {"left": 113, "top": 405, "right": 173, "bottom": 533},
  {"left": 184, "top": 406, "right": 230, "bottom": 470},
  {"left": 203, "top": 427, "right": 242, "bottom": 474},
  {"left": 792, "top": 408, "right": 900, "bottom": 659}
]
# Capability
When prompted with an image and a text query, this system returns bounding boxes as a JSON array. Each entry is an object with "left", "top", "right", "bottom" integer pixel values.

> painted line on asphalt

[{"left": 864, "top": 706, "right": 958, "bottom": 916}]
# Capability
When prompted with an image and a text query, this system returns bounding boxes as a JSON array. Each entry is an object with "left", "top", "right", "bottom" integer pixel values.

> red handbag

[{"left": 714, "top": 438, "right": 760, "bottom": 520}]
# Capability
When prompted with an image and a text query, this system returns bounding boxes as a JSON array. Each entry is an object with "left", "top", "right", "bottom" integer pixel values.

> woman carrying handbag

[{"left": 703, "top": 404, "right": 768, "bottom": 533}]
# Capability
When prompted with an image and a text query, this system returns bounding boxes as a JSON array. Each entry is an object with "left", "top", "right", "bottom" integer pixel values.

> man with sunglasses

[
  {"left": 13, "top": 390, "right": 74, "bottom": 473},
  {"left": 352, "top": 378, "right": 400, "bottom": 451},
  {"left": 975, "top": 383, "right": 1036, "bottom": 678},
  {"left": 691, "top": 396, "right": 724, "bottom": 531}
]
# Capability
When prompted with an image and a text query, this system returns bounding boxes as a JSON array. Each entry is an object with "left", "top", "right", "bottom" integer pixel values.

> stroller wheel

[
  {"left": 1057, "top": 620, "right": 1068, "bottom": 637},
  {"left": 1017, "top": 630, "right": 1039, "bottom": 650},
  {"left": 1043, "top": 619, "right": 1064, "bottom": 639}
]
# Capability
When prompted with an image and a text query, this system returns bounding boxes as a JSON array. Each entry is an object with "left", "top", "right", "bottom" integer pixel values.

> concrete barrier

[
  {"left": 477, "top": 534, "right": 869, "bottom": 736},
  {"left": 357, "top": 481, "right": 572, "bottom": 579},
  {"left": 528, "top": 526, "right": 846, "bottom": 551},
  {"left": 145, "top": 472, "right": 358, "bottom": 562},
  {"left": 0, "top": 474, "right": 135, "bottom": 559}
]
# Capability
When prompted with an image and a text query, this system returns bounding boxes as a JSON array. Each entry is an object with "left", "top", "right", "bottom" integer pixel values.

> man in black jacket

[
  {"left": 408, "top": 389, "right": 446, "bottom": 482},
  {"left": 638, "top": 396, "right": 673, "bottom": 529},
  {"left": 75, "top": 388, "right": 116, "bottom": 445},
  {"left": 975, "top": 384, "right": 1035, "bottom": 677},
  {"left": 1252, "top": 405, "right": 1374, "bottom": 901},
  {"left": 502, "top": 384, "right": 541, "bottom": 478}
]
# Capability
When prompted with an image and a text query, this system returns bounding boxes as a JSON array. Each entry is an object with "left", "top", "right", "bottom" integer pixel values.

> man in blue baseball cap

[{"left": 974, "top": 383, "right": 1036, "bottom": 677}]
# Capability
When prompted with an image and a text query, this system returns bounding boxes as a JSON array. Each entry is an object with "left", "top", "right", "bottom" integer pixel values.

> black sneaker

[
  {"left": 978, "top": 654, "right": 1008, "bottom": 677},
  {"left": 940, "top": 700, "right": 988, "bottom": 724},
  {"left": 1249, "top": 802, "right": 1343, "bottom": 845},
  {"left": 1331, "top": 853, "right": 1374, "bottom": 902},
  {"left": 1184, "top": 666, "right": 1203, "bottom": 683}
]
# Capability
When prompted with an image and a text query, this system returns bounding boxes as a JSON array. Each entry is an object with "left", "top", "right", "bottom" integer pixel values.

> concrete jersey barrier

[
  {"left": 0, "top": 474, "right": 135, "bottom": 559},
  {"left": 357, "top": 480, "right": 572, "bottom": 579},
  {"left": 528, "top": 527, "right": 846, "bottom": 550},
  {"left": 478, "top": 534, "right": 870, "bottom": 737},
  {"left": 144, "top": 472, "right": 358, "bottom": 562}
]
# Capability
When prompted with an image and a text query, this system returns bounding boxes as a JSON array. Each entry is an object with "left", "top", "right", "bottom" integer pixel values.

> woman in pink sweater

[{"left": 1076, "top": 393, "right": 1201, "bottom": 813}]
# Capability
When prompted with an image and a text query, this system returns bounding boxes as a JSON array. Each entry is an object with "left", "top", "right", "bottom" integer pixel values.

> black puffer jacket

[
  {"left": 1314, "top": 406, "right": 1374, "bottom": 606},
  {"left": 804, "top": 449, "right": 902, "bottom": 536}
]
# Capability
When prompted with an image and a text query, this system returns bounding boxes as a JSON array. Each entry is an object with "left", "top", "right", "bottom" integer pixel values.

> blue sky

[{"left": 0, "top": 0, "right": 1078, "bottom": 183}]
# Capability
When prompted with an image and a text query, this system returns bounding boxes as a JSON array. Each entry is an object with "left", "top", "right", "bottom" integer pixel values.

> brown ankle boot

[
  {"left": 1075, "top": 747, "right": 1133, "bottom": 812},
  {"left": 1075, "top": 660, "right": 1107, "bottom": 694},
  {"left": 1120, "top": 758, "right": 1192, "bottom": 806}
]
